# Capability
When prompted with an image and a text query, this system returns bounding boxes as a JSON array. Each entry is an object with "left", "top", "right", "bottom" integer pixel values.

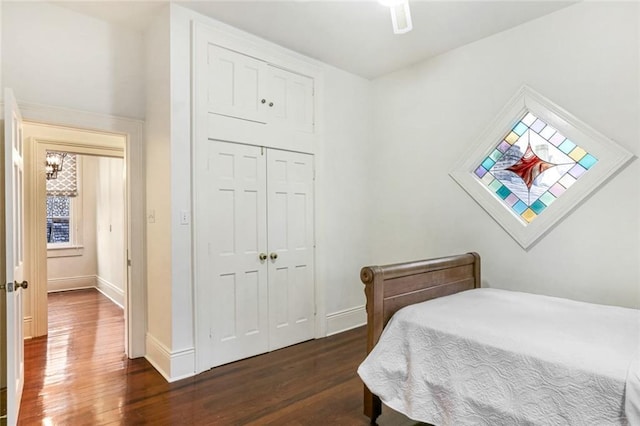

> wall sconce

[
  {"left": 379, "top": 0, "right": 413, "bottom": 34},
  {"left": 45, "top": 152, "right": 68, "bottom": 180}
]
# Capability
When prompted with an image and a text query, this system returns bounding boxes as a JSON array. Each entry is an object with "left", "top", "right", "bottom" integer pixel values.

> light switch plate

[{"left": 180, "top": 210, "right": 190, "bottom": 225}]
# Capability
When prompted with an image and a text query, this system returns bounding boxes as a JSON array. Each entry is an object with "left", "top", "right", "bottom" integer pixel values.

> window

[
  {"left": 46, "top": 196, "right": 71, "bottom": 244},
  {"left": 450, "top": 86, "right": 633, "bottom": 249},
  {"left": 46, "top": 153, "right": 83, "bottom": 255},
  {"left": 474, "top": 112, "right": 597, "bottom": 224}
]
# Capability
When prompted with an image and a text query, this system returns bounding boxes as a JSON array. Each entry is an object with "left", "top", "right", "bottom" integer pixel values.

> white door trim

[
  {"left": 28, "top": 135, "right": 124, "bottom": 342},
  {"left": 16, "top": 101, "right": 146, "bottom": 358}
]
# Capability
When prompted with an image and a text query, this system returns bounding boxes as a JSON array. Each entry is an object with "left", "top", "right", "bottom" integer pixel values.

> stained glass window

[
  {"left": 450, "top": 86, "right": 632, "bottom": 249},
  {"left": 474, "top": 112, "right": 597, "bottom": 223}
]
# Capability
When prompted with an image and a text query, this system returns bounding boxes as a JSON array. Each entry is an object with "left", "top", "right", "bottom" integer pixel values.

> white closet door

[
  {"left": 201, "top": 141, "right": 269, "bottom": 368},
  {"left": 266, "top": 66, "right": 314, "bottom": 133},
  {"left": 207, "top": 44, "right": 268, "bottom": 124},
  {"left": 266, "top": 149, "right": 315, "bottom": 351}
]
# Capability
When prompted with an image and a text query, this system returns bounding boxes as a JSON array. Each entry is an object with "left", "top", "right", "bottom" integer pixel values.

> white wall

[
  {"left": 369, "top": 2, "right": 639, "bottom": 308},
  {"left": 0, "top": 0, "right": 3, "bottom": 92},
  {"left": 95, "top": 157, "right": 125, "bottom": 306},
  {"left": 144, "top": 5, "right": 174, "bottom": 377},
  {"left": 169, "top": 4, "right": 195, "bottom": 363},
  {"left": 319, "top": 66, "right": 373, "bottom": 334},
  {"left": 1, "top": 1, "right": 144, "bottom": 119}
]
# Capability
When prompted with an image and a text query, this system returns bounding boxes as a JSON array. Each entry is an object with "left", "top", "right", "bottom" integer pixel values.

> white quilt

[{"left": 358, "top": 288, "right": 640, "bottom": 426}]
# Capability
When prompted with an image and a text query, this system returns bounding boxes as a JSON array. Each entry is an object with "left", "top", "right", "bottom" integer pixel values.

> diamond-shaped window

[
  {"left": 474, "top": 112, "right": 597, "bottom": 224},
  {"left": 451, "top": 86, "right": 633, "bottom": 249}
]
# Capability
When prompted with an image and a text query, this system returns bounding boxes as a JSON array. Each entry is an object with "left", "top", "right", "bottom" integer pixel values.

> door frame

[
  {"left": 192, "top": 20, "right": 326, "bottom": 375},
  {"left": 28, "top": 133, "right": 125, "bottom": 343},
  {"left": 19, "top": 102, "right": 146, "bottom": 358}
]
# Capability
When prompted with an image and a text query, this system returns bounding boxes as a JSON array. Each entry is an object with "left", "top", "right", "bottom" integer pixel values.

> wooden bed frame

[{"left": 359, "top": 252, "right": 481, "bottom": 423}]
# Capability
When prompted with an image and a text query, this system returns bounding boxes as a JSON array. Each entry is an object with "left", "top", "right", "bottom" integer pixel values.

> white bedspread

[{"left": 358, "top": 288, "right": 640, "bottom": 426}]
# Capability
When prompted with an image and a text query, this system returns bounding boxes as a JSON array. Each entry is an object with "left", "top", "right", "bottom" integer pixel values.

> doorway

[
  {"left": 2, "top": 97, "right": 145, "bottom": 423},
  {"left": 45, "top": 152, "right": 126, "bottom": 328},
  {"left": 21, "top": 120, "right": 141, "bottom": 357}
]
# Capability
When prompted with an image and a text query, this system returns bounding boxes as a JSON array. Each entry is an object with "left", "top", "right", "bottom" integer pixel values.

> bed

[{"left": 357, "top": 252, "right": 640, "bottom": 425}]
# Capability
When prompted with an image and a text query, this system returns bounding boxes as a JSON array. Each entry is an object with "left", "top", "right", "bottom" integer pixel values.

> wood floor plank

[{"left": 19, "top": 289, "right": 417, "bottom": 425}]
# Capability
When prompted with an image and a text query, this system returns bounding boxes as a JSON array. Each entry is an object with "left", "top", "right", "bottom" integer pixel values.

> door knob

[
  {"left": 15, "top": 280, "right": 28, "bottom": 290},
  {"left": 261, "top": 99, "right": 266, "bottom": 104},
  {"left": 259, "top": 253, "right": 267, "bottom": 261},
  {"left": 268, "top": 102, "right": 274, "bottom": 107},
  {"left": 269, "top": 252, "right": 278, "bottom": 260}
]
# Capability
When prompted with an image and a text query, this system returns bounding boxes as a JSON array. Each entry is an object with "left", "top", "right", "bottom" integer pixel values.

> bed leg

[{"left": 364, "top": 386, "right": 382, "bottom": 424}]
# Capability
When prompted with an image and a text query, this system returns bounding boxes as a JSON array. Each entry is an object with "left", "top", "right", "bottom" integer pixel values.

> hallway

[{"left": 20, "top": 289, "right": 133, "bottom": 424}]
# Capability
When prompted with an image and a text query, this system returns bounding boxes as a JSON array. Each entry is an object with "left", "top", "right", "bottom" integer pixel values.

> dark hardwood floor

[{"left": 19, "top": 289, "right": 414, "bottom": 425}]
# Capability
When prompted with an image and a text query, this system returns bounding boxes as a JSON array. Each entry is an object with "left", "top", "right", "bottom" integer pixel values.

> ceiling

[{"left": 53, "top": 1, "right": 576, "bottom": 79}]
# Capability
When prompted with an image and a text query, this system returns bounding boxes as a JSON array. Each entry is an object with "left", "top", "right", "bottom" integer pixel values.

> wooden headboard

[{"left": 359, "top": 252, "right": 481, "bottom": 421}]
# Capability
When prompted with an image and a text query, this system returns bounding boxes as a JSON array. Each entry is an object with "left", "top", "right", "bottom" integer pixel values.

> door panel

[
  {"left": 207, "top": 45, "right": 267, "bottom": 124},
  {"left": 199, "top": 141, "right": 269, "bottom": 368},
  {"left": 196, "top": 142, "right": 315, "bottom": 369},
  {"left": 266, "top": 149, "right": 315, "bottom": 351},
  {"left": 266, "top": 66, "right": 314, "bottom": 134},
  {"left": 4, "top": 88, "right": 25, "bottom": 425}
]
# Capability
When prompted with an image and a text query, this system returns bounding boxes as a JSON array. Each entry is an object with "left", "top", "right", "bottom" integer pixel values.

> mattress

[{"left": 358, "top": 288, "right": 640, "bottom": 426}]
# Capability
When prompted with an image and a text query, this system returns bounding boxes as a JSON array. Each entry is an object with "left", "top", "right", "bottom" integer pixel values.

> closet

[
  {"left": 193, "top": 22, "right": 319, "bottom": 371},
  {"left": 201, "top": 41, "right": 315, "bottom": 154},
  {"left": 206, "top": 44, "right": 314, "bottom": 134}
]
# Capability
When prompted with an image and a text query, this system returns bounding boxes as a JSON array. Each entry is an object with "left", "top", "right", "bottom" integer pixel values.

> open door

[{"left": 3, "top": 88, "right": 27, "bottom": 425}]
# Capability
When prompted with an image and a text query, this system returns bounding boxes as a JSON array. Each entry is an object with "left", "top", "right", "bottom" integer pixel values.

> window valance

[{"left": 46, "top": 153, "right": 78, "bottom": 197}]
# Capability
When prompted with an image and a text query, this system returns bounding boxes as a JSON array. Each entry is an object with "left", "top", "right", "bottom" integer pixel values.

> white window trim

[
  {"left": 46, "top": 245, "right": 84, "bottom": 258},
  {"left": 47, "top": 156, "right": 84, "bottom": 256},
  {"left": 450, "top": 85, "right": 634, "bottom": 250}
]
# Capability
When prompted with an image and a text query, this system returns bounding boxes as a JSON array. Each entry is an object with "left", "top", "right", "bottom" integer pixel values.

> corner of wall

[
  {"left": 96, "top": 276, "right": 124, "bottom": 308},
  {"left": 145, "top": 332, "right": 195, "bottom": 383},
  {"left": 144, "top": 0, "right": 174, "bottom": 355}
]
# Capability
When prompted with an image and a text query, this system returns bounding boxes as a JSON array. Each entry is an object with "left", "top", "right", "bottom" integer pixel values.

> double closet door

[{"left": 198, "top": 141, "right": 315, "bottom": 369}]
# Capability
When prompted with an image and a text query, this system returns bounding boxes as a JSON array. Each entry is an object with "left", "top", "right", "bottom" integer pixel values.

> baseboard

[
  {"left": 145, "top": 333, "right": 171, "bottom": 381},
  {"left": 145, "top": 333, "right": 195, "bottom": 383},
  {"left": 24, "top": 316, "right": 33, "bottom": 339},
  {"left": 325, "top": 305, "right": 366, "bottom": 336},
  {"left": 96, "top": 276, "right": 124, "bottom": 309},
  {"left": 169, "top": 347, "right": 197, "bottom": 382},
  {"left": 47, "top": 275, "right": 97, "bottom": 293}
]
